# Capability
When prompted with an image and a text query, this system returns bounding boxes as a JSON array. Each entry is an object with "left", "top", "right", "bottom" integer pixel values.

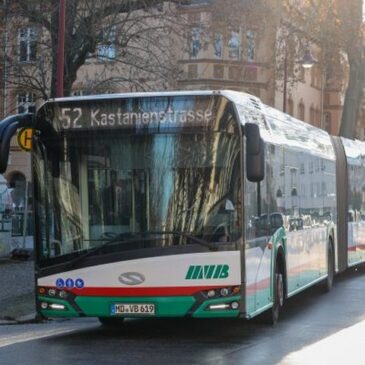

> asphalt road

[{"left": 1, "top": 264, "right": 365, "bottom": 365}]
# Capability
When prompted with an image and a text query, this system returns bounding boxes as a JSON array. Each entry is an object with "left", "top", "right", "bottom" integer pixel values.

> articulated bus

[{"left": 0, "top": 90, "right": 364, "bottom": 325}]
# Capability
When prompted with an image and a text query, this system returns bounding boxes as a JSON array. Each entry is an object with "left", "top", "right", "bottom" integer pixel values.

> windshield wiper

[
  {"left": 147, "top": 231, "right": 219, "bottom": 251},
  {"left": 65, "top": 231, "right": 218, "bottom": 270},
  {"left": 100, "top": 231, "right": 219, "bottom": 252}
]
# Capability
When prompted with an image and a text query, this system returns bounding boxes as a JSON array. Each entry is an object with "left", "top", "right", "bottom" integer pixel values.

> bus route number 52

[{"left": 59, "top": 108, "right": 83, "bottom": 129}]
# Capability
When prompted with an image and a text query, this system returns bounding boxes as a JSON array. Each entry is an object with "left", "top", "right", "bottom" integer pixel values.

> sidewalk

[{"left": 0, "top": 258, "right": 37, "bottom": 324}]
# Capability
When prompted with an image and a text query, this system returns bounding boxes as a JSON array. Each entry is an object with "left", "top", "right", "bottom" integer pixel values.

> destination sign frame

[{"left": 43, "top": 95, "right": 227, "bottom": 132}]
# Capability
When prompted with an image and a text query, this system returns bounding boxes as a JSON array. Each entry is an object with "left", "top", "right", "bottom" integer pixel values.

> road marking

[
  {"left": 281, "top": 318, "right": 365, "bottom": 364},
  {"left": 0, "top": 326, "right": 79, "bottom": 348}
]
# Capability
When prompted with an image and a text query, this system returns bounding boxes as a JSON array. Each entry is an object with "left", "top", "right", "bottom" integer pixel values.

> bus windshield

[{"left": 33, "top": 130, "right": 242, "bottom": 263}]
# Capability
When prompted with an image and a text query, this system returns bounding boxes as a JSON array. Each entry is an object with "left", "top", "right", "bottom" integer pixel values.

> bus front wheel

[
  {"left": 271, "top": 270, "right": 284, "bottom": 324},
  {"left": 264, "top": 263, "right": 285, "bottom": 325}
]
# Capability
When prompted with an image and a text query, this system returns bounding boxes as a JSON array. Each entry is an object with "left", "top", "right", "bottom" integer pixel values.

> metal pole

[
  {"left": 22, "top": 181, "right": 28, "bottom": 248},
  {"left": 56, "top": 0, "right": 66, "bottom": 97},
  {"left": 283, "top": 47, "right": 287, "bottom": 113},
  {"left": 2, "top": 0, "right": 7, "bottom": 118},
  {"left": 320, "top": 68, "right": 325, "bottom": 130}
]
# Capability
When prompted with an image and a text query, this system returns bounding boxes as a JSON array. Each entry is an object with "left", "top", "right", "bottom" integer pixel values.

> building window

[
  {"left": 187, "top": 64, "right": 198, "bottom": 78},
  {"left": 97, "top": 26, "right": 117, "bottom": 60},
  {"left": 71, "top": 90, "right": 83, "bottom": 96},
  {"left": 246, "top": 30, "right": 256, "bottom": 62},
  {"left": 191, "top": 27, "right": 202, "bottom": 58},
  {"left": 299, "top": 66, "right": 305, "bottom": 82},
  {"left": 324, "top": 112, "right": 331, "bottom": 133},
  {"left": 321, "top": 160, "right": 326, "bottom": 171},
  {"left": 310, "top": 67, "right": 321, "bottom": 88},
  {"left": 213, "top": 65, "right": 224, "bottom": 79},
  {"left": 316, "top": 108, "right": 321, "bottom": 126},
  {"left": 322, "top": 182, "right": 327, "bottom": 197},
  {"left": 298, "top": 101, "right": 305, "bottom": 121},
  {"left": 288, "top": 98, "right": 294, "bottom": 116},
  {"left": 243, "top": 66, "right": 257, "bottom": 81},
  {"left": 310, "top": 105, "right": 315, "bottom": 124},
  {"left": 17, "top": 92, "right": 35, "bottom": 113},
  {"left": 228, "top": 66, "right": 239, "bottom": 80},
  {"left": 214, "top": 33, "right": 223, "bottom": 59},
  {"left": 97, "top": 45, "right": 116, "bottom": 59},
  {"left": 301, "top": 184, "right": 306, "bottom": 198},
  {"left": 19, "top": 27, "right": 37, "bottom": 62},
  {"left": 315, "top": 158, "right": 319, "bottom": 172},
  {"left": 228, "top": 29, "right": 240, "bottom": 60},
  {"left": 310, "top": 67, "right": 314, "bottom": 86},
  {"left": 324, "top": 92, "right": 330, "bottom": 106}
]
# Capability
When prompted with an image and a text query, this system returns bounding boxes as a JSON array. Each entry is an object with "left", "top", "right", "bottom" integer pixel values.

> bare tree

[
  {"left": 3, "top": 0, "right": 186, "bottom": 102},
  {"left": 283, "top": 0, "right": 364, "bottom": 138}
]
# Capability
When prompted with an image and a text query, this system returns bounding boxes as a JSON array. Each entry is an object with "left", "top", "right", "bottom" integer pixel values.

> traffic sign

[{"left": 17, "top": 128, "right": 33, "bottom": 151}]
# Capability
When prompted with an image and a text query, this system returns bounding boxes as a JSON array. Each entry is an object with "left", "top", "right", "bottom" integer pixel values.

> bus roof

[
  {"left": 40, "top": 89, "right": 334, "bottom": 159},
  {"left": 43, "top": 90, "right": 263, "bottom": 113}
]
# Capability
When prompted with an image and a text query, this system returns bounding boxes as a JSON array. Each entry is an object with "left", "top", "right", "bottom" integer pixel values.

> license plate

[{"left": 112, "top": 303, "right": 156, "bottom": 316}]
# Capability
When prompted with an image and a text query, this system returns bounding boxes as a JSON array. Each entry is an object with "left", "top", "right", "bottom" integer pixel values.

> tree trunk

[{"left": 339, "top": 54, "right": 365, "bottom": 139}]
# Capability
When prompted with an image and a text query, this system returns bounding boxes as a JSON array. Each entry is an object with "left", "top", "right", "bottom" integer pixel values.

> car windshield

[{"left": 33, "top": 131, "right": 242, "bottom": 263}]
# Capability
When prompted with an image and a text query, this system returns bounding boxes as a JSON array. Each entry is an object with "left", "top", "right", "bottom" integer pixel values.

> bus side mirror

[{"left": 245, "top": 123, "right": 265, "bottom": 182}]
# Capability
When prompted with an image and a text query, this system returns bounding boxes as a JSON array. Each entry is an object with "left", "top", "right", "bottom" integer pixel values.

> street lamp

[
  {"left": 300, "top": 47, "right": 317, "bottom": 69},
  {"left": 299, "top": 45, "right": 327, "bottom": 130},
  {"left": 282, "top": 44, "right": 317, "bottom": 113}
]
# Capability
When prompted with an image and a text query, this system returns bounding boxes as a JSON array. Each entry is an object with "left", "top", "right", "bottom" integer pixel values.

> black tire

[
  {"left": 323, "top": 241, "right": 334, "bottom": 293},
  {"left": 271, "top": 270, "right": 284, "bottom": 325},
  {"left": 264, "top": 264, "right": 285, "bottom": 325},
  {"left": 98, "top": 317, "right": 125, "bottom": 327}
]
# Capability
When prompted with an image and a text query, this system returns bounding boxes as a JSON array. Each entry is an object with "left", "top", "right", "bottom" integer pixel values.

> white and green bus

[{"left": 0, "top": 90, "right": 363, "bottom": 325}]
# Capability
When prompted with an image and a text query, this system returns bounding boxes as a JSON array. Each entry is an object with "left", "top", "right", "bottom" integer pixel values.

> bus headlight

[
  {"left": 49, "top": 303, "right": 66, "bottom": 310},
  {"left": 207, "top": 290, "right": 216, "bottom": 298},
  {"left": 220, "top": 288, "right": 229, "bottom": 296},
  {"left": 59, "top": 290, "right": 68, "bottom": 298},
  {"left": 48, "top": 289, "right": 56, "bottom": 296},
  {"left": 230, "top": 301, "right": 239, "bottom": 310}
]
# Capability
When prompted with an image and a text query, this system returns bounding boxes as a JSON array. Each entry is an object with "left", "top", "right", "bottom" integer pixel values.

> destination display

[{"left": 47, "top": 96, "right": 219, "bottom": 131}]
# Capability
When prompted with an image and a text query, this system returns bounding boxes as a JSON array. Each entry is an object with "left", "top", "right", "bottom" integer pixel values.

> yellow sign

[{"left": 17, "top": 128, "right": 33, "bottom": 152}]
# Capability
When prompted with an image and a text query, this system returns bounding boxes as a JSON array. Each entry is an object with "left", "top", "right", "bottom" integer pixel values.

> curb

[{"left": 0, "top": 312, "right": 39, "bottom": 325}]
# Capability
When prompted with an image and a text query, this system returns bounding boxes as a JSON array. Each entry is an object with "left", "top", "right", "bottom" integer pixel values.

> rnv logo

[{"left": 185, "top": 265, "right": 229, "bottom": 280}]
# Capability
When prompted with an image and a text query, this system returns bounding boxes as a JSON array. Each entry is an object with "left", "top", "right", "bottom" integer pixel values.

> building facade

[{"left": 0, "top": 0, "right": 348, "bottom": 222}]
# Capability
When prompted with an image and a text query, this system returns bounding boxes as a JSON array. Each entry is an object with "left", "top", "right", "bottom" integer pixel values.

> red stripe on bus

[
  {"left": 52, "top": 285, "right": 227, "bottom": 297},
  {"left": 348, "top": 244, "right": 365, "bottom": 251}
]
